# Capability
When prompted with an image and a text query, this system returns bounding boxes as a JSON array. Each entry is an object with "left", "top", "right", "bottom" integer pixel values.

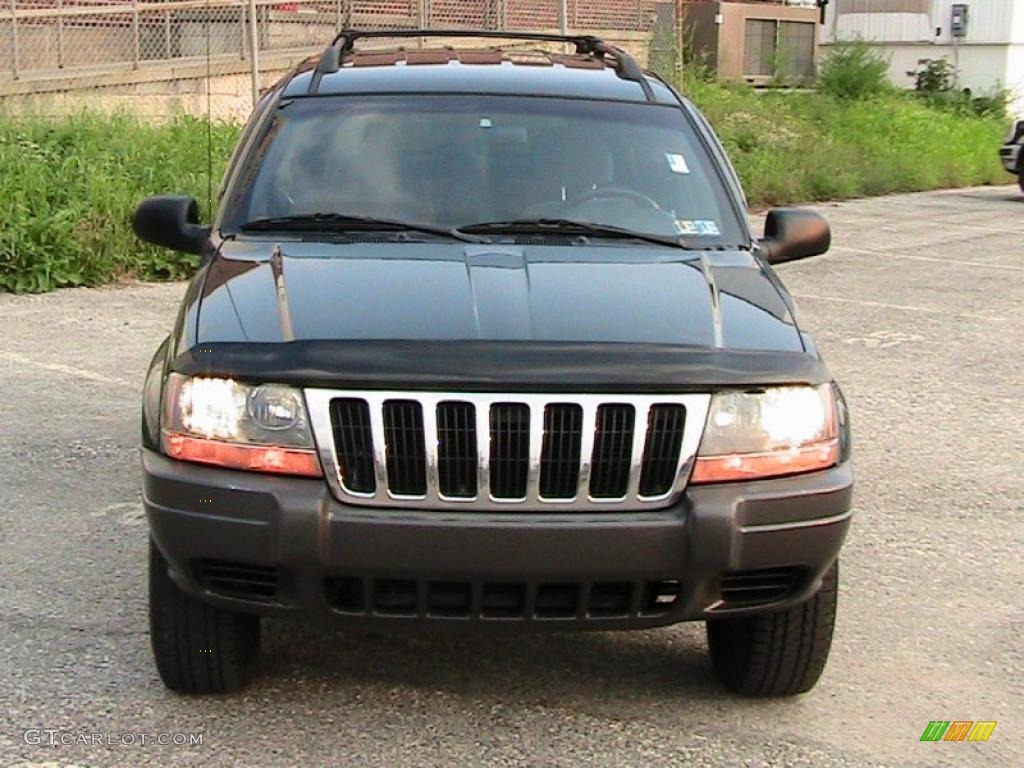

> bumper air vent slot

[
  {"left": 372, "top": 578, "right": 418, "bottom": 615},
  {"left": 642, "top": 579, "right": 682, "bottom": 614},
  {"left": 589, "top": 582, "right": 633, "bottom": 617},
  {"left": 426, "top": 581, "right": 472, "bottom": 617},
  {"left": 195, "top": 559, "right": 279, "bottom": 603},
  {"left": 481, "top": 583, "right": 527, "bottom": 618},
  {"left": 325, "top": 577, "right": 685, "bottom": 621},
  {"left": 719, "top": 567, "right": 804, "bottom": 608}
]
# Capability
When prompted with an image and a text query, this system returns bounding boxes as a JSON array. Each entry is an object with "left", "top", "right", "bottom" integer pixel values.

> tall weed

[{"left": 0, "top": 94, "right": 1010, "bottom": 293}]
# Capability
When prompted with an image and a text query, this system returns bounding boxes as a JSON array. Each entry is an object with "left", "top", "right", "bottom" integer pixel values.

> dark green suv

[{"left": 134, "top": 30, "right": 852, "bottom": 697}]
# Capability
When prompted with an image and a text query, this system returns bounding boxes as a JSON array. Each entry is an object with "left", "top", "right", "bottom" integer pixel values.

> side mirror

[
  {"left": 760, "top": 208, "right": 830, "bottom": 265},
  {"left": 132, "top": 195, "right": 211, "bottom": 256}
]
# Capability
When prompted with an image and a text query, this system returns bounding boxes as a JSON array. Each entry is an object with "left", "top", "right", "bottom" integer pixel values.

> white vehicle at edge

[{"left": 1000, "top": 119, "right": 1024, "bottom": 191}]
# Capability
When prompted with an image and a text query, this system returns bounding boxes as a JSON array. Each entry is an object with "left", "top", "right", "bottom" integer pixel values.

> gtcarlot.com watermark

[{"left": 23, "top": 729, "right": 203, "bottom": 747}]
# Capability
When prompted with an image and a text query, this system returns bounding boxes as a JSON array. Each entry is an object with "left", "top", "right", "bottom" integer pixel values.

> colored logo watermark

[{"left": 920, "top": 721, "right": 997, "bottom": 742}]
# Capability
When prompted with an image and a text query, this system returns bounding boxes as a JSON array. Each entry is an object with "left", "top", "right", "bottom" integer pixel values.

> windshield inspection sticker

[
  {"left": 666, "top": 152, "right": 690, "bottom": 174},
  {"left": 675, "top": 219, "right": 720, "bottom": 236}
]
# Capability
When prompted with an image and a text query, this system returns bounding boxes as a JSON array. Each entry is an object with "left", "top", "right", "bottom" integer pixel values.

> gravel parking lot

[{"left": 1, "top": 186, "right": 1021, "bottom": 767}]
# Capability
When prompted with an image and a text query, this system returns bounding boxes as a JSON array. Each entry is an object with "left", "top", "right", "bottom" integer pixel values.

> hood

[{"left": 196, "top": 240, "right": 804, "bottom": 353}]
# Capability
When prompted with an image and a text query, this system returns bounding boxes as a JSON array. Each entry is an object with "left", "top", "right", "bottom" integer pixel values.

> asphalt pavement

[{"left": 0, "top": 186, "right": 1021, "bottom": 767}]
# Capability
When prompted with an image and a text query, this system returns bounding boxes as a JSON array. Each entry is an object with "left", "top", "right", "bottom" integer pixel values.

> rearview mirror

[
  {"left": 132, "top": 195, "right": 211, "bottom": 256},
  {"left": 760, "top": 208, "right": 830, "bottom": 265}
]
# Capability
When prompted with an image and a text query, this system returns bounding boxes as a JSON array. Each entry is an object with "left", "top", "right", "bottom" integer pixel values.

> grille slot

[
  {"left": 489, "top": 403, "right": 530, "bottom": 499},
  {"left": 539, "top": 403, "right": 583, "bottom": 499},
  {"left": 589, "top": 404, "right": 636, "bottom": 498},
  {"left": 382, "top": 400, "right": 426, "bottom": 496},
  {"left": 437, "top": 401, "right": 477, "bottom": 498},
  {"left": 195, "top": 560, "right": 279, "bottom": 603},
  {"left": 330, "top": 399, "right": 376, "bottom": 494},
  {"left": 719, "top": 567, "right": 804, "bottom": 608},
  {"left": 639, "top": 405, "right": 687, "bottom": 497},
  {"left": 310, "top": 391, "right": 710, "bottom": 511}
]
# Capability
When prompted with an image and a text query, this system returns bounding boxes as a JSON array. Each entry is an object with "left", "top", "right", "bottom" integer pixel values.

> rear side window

[{"left": 223, "top": 94, "right": 746, "bottom": 244}]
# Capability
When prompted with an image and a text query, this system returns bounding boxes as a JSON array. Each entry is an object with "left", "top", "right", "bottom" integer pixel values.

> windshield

[{"left": 223, "top": 95, "right": 746, "bottom": 245}]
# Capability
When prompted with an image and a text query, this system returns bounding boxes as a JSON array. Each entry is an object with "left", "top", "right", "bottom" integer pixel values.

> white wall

[
  {"left": 822, "top": 0, "right": 1024, "bottom": 115},
  {"left": 1006, "top": 44, "right": 1024, "bottom": 112},
  {"left": 824, "top": 1, "right": 1022, "bottom": 44}
]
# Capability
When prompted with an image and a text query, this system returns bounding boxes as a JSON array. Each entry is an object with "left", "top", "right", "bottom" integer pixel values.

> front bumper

[
  {"left": 1000, "top": 143, "right": 1021, "bottom": 174},
  {"left": 143, "top": 449, "right": 853, "bottom": 631}
]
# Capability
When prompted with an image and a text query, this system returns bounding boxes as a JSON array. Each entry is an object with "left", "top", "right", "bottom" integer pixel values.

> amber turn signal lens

[
  {"left": 691, "top": 438, "right": 838, "bottom": 484},
  {"left": 164, "top": 433, "right": 322, "bottom": 478}
]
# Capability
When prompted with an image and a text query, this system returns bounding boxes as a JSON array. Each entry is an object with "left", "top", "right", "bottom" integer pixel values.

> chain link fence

[{"left": 0, "top": 0, "right": 680, "bottom": 118}]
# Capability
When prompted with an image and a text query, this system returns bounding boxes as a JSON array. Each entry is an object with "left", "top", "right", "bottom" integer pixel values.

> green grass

[
  {"left": 685, "top": 79, "right": 1008, "bottom": 208},
  {"left": 0, "top": 89, "right": 1010, "bottom": 293},
  {"left": 0, "top": 112, "right": 238, "bottom": 293}
]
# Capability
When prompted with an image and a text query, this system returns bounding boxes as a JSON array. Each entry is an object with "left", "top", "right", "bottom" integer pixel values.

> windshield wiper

[
  {"left": 239, "top": 213, "right": 481, "bottom": 242},
  {"left": 455, "top": 218, "right": 695, "bottom": 249}
]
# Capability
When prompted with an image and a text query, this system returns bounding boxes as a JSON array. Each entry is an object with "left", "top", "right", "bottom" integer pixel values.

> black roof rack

[{"left": 307, "top": 29, "right": 653, "bottom": 100}]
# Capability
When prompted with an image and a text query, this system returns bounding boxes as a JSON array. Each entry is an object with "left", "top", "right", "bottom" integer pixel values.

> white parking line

[
  {"left": 830, "top": 245, "right": 1024, "bottom": 271},
  {"left": 828, "top": 215, "right": 1023, "bottom": 236},
  {"left": 791, "top": 293, "right": 1004, "bottom": 321},
  {"left": 0, "top": 351, "right": 135, "bottom": 389}
]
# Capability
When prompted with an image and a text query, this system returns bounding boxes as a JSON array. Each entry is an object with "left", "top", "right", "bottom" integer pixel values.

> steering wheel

[{"left": 566, "top": 187, "right": 668, "bottom": 214}]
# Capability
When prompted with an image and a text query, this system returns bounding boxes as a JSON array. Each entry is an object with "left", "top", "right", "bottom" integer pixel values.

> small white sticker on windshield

[
  {"left": 666, "top": 153, "right": 690, "bottom": 174},
  {"left": 675, "top": 219, "right": 720, "bottom": 236},
  {"left": 479, "top": 117, "right": 493, "bottom": 128}
]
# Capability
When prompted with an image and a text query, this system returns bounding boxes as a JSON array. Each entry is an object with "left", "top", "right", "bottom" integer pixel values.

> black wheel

[
  {"left": 149, "top": 539, "right": 260, "bottom": 694},
  {"left": 1017, "top": 154, "right": 1024, "bottom": 193},
  {"left": 706, "top": 561, "right": 838, "bottom": 697}
]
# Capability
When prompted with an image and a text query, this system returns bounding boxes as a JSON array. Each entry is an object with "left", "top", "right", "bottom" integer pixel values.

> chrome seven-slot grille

[{"left": 304, "top": 391, "right": 711, "bottom": 510}]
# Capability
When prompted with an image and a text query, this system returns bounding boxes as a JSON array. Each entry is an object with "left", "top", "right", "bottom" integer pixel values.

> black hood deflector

[{"left": 172, "top": 340, "right": 829, "bottom": 393}]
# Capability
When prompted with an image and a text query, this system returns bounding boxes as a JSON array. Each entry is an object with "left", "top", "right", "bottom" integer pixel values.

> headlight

[
  {"left": 162, "top": 374, "right": 321, "bottom": 477},
  {"left": 691, "top": 384, "right": 838, "bottom": 483}
]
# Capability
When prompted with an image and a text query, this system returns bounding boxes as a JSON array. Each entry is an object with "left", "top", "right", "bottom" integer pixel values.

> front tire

[
  {"left": 706, "top": 561, "right": 838, "bottom": 697},
  {"left": 148, "top": 539, "right": 260, "bottom": 694}
]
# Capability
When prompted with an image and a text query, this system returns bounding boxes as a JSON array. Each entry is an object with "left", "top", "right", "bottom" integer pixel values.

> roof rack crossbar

[
  {"left": 308, "top": 29, "right": 653, "bottom": 99},
  {"left": 331, "top": 29, "right": 602, "bottom": 55}
]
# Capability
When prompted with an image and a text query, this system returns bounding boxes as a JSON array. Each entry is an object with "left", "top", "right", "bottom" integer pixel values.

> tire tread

[
  {"left": 707, "top": 561, "right": 838, "bottom": 697},
  {"left": 149, "top": 540, "right": 259, "bottom": 694}
]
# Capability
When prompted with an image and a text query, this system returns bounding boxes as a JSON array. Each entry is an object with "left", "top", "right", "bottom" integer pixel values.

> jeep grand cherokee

[{"left": 134, "top": 30, "right": 853, "bottom": 697}]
